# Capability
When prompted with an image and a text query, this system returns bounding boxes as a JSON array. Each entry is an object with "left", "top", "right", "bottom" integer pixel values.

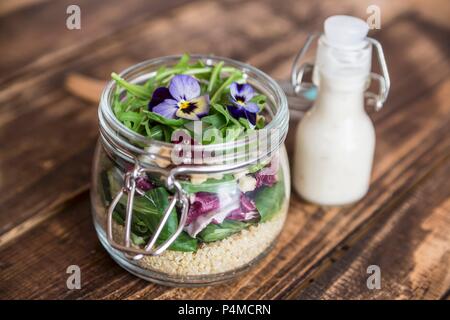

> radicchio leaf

[
  {"left": 184, "top": 191, "right": 239, "bottom": 237},
  {"left": 186, "top": 192, "right": 219, "bottom": 225},
  {"left": 255, "top": 156, "right": 279, "bottom": 188},
  {"left": 226, "top": 193, "right": 259, "bottom": 221}
]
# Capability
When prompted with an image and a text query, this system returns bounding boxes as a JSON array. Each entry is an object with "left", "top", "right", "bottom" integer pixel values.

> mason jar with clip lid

[
  {"left": 291, "top": 15, "right": 391, "bottom": 206},
  {"left": 91, "top": 55, "right": 290, "bottom": 286}
]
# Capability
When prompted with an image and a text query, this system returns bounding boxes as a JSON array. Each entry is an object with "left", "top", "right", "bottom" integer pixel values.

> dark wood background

[{"left": 0, "top": 0, "right": 449, "bottom": 300}]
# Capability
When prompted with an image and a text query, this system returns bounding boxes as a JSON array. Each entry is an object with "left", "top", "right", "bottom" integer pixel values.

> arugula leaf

[
  {"left": 198, "top": 220, "right": 251, "bottom": 242},
  {"left": 201, "top": 113, "right": 227, "bottom": 130},
  {"left": 143, "top": 110, "right": 188, "bottom": 127},
  {"left": 111, "top": 73, "right": 151, "bottom": 100},
  {"left": 207, "top": 61, "right": 224, "bottom": 93},
  {"left": 210, "top": 71, "right": 243, "bottom": 104},
  {"left": 111, "top": 55, "right": 269, "bottom": 142},
  {"left": 148, "top": 124, "right": 164, "bottom": 140},
  {"left": 175, "top": 53, "right": 190, "bottom": 69},
  {"left": 211, "top": 103, "right": 242, "bottom": 127}
]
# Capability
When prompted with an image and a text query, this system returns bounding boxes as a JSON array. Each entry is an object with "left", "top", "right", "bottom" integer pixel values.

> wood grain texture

[{"left": 0, "top": 0, "right": 449, "bottom": 300}]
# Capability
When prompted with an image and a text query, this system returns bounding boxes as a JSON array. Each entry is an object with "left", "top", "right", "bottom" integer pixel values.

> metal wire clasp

[
  {"left": 106, "top": 162, "right": 189, "bottom": 260},
  {"left": 290, "top": 33, "right": 390, "bottom": 111}
]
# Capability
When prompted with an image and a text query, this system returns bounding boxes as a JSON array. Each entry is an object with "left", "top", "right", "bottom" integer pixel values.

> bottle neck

[{"left": 314, "top": 73, "right": 367, "bottom": 116}]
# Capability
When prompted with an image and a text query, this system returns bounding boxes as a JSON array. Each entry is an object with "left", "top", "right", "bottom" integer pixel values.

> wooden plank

[
  {"left": 295, "top": 156, "right": 450, "bottom": 300},
  {"left": 0, "top": 0, "right": 192, "bottom": 83}
]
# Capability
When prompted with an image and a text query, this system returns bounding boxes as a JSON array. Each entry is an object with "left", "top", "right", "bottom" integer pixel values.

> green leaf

[
  {"left": 198, "top": 220, "right": 251, "bottom": 242},
  {"left": 131, "top": 233, "right": 147, "bottom": 245},
  {"left": 201, "top": 113, "right": 227, "bottom": 129},
  {"left": 256, "top": 115, "right": 265, "bottom": 129},
  {"left": 149, "top": 124, "right": 164, "bottom": 140},
  {"left": 210, "top": 71, "right": 243, "bottom": 104},
  {"left": 167, "top": 232, "right": 198, "bottom": 252},
  {"left": 175, "top": 53, "right": 190, "bottom": 69},
  {"left": 254, "top": 177, "right": 285, "bottom": 222},
  {"left": 248, "top": 162, "right": 267, "bottom": 174},
  {"left": 111, "top": 72, "right": 151, "bottom": 100},
  {"left": 238, "top": 117, "right": 251, "bottom": 129},
  {"left": 143, "top": 110, "right": 188, "bottom": 127},
  {"left": 180, "top": 174, "right": 236, "bottom": 194},
  {"left": 222, "top": 125, "right": 243, "bottom": 141},
  {"left": 250, "top": 94, "right": 267, "bottom": 111},
  {"left": 117, "top": 111, "right": 144, "bottom": 123},
  {"left": 211, "top": 103, "right": 242, "bottom": 127},
  {"left": 207, "top": 61, "right": 224, "bottom": 93},
  {"left": 107, "top": 169, "right": 198, "bottom": 251}
]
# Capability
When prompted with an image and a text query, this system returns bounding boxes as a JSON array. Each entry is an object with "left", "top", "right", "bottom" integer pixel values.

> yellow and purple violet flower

[
  {"left": 227, "top": 82, "right": 259, "bottom": 126},
  {"left": 149, "top": 75, "right": 210, "bottom": 120}
]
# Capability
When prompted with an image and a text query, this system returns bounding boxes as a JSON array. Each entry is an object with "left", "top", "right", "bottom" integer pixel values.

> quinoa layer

[{"left": 102, "top": 201, "right": 288, "bottom": 276}]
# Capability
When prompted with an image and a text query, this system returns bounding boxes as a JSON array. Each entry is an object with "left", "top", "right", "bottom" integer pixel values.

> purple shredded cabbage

[
  {"left": 136, "top": 176, "right": 154, "bottom": 192},
  {"left": 125, "top": 165, "right": 154, "bottom": 192},
  {"left": 240, "top": 193, "right": 256, "bottom": 212},
  {"left": 255, "top": 157, "right": 279, "bottom": 188},
  {"left": 255, "top": 173, "right": 277, "bottom": 188},
  {"left": 227, "top": 209, "right": 259, "bottom": 221},
  {"left": 186, "top": 192, "right": 220, "bottom": 225},
  {"left": 226, "top": 194, "right": 258, "bottom": 221}
]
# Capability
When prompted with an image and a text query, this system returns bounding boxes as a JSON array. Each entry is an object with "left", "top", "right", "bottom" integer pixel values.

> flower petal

[
  {"left": 175, "top": 95, "right": 210, "bottom": 120},
  {"left": 230, "top": 82, "right": 255, "bottom": 102},
  {"left": 190, "top": 95, "right": 210, "bottom": 117},
  {"left": 169, "top": 74, "right": 201, "bottom": 101},
  {"left": 176, "top": 109, "right": 199, "bottom": 120},
  {"left": 245, "top": 110, "right": 257, "bottom": 126},
  {"left": 148, "top": 87, "right": 173, "bottom": 110},
  {"left": 152, "top": 99, "right": 179, "bottom": 119},
  {"left": 244, "top": 101, "right": 259, "bottom": 113},
  {"left": 227, "top": 104, "right": 246, "bottom": 120}
]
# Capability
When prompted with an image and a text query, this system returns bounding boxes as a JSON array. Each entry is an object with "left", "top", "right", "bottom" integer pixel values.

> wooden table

[{"left": 1, "top": 0, "right": 449, "bottom": 300}]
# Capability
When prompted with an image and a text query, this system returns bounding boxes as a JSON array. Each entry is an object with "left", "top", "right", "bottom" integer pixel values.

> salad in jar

[{"left": 92, "top": 54, "right": 290, "bottom": 284}]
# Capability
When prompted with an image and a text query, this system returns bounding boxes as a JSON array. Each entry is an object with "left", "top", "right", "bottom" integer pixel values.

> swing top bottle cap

[{"left": 324, "top": 15, "right": 369, "bottom": 49}]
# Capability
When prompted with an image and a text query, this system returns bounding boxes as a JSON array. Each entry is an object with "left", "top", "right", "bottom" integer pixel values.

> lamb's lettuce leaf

[
  {"left": 198, "top": 220, "right": 251, "bottom": 242},
  {"left": 254, "top": 172, "right": 285, "bottom": 222}
]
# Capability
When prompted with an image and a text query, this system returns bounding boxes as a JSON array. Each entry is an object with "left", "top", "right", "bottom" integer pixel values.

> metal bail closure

[
  {"left": 290, "top": 33, "right": 320, "bottom": 95},
  {"left": 366, "top": 38, "right": 390, "bottom": 111},
  {"left": 290, "top": 33, "right": 390, "bottom": 111},
  {"left": 106, "top": 162, "right": 189, "bottom": 260}
]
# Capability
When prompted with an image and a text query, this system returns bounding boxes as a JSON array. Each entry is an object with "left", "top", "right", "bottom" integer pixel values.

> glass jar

[{"left": 91, "top": 55, "right": 290, "bottom": 286}]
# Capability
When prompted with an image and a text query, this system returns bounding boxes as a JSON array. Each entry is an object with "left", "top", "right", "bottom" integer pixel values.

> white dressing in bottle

[{"left": 293, "top": 15, "right": 389, "bottom": 206}]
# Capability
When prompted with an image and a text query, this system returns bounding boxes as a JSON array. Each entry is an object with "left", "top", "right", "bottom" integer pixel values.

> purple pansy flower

[
  {"left": 149, "top": 75, "right": 209, "bottom": 120},
  {"left": 227, "top": 82, "right": 260, "bottom": 126}
]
